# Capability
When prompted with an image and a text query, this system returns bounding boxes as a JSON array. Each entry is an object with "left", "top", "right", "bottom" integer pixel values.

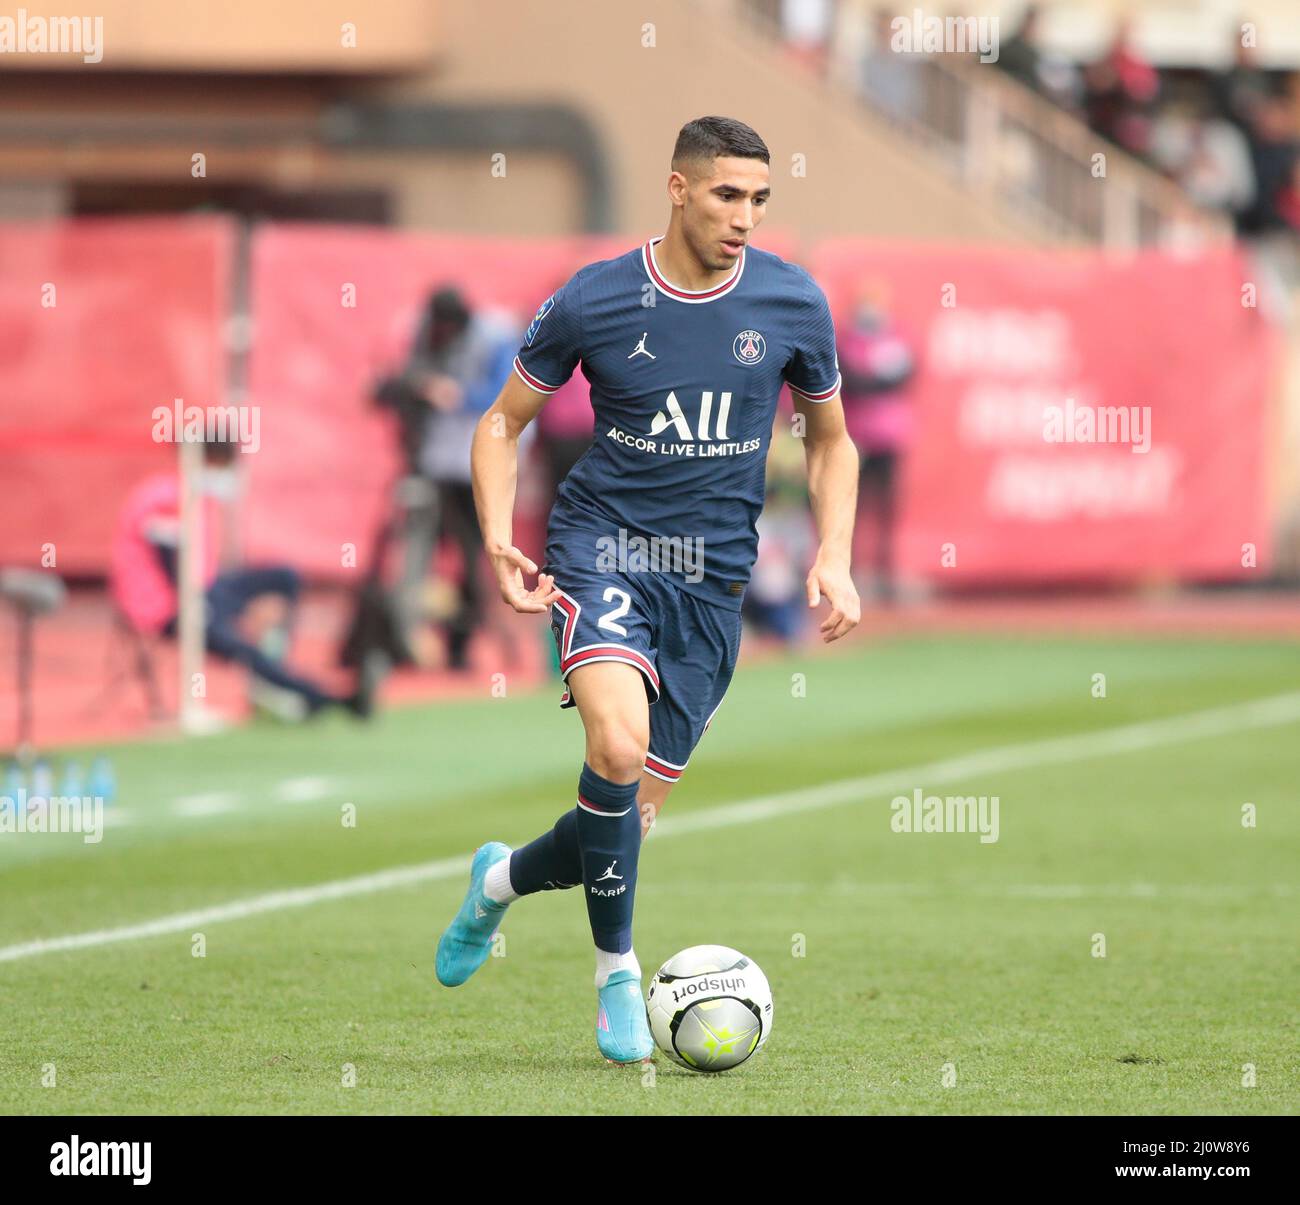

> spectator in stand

[
  {"left": 1211, "top": 31, "right": 1272, "bottom": 138},
  {"left": 1268, "top": 155, "right": 1300, "bottom": 228},
  {"left": 862, "top": 6, "right": 922, "bottom": 125},
  {"left": 837, "top": 276, "right": 915, "bottom": 605},
  {"left": 996, "top": 3, "right": 1082, "bottom": 114},
  {"left": 828, "top": 0, "right": 871, "bottom": 93},
  {"left": 1150, "top": 101, "right": 1256, "bottom": 221},
  {"left": 1238, "top": 95, "right": 1300, "bottom": 236},
  {"left": 780, "top": 0, "right": 834, "bottom": 76},
  {"left": 1084, "top": 18, "right": 1160, "bottom": 158},
  {"left": 1275, "top": 157, "right": 1300, "bottom": 233},
  {"left": 1179, "top": 115, "right": 1256, "bottom": 218},
  {"left": 998, "top": 3, "right": 1045, "bottom": 94},
  {"left": 1213, "top": 91, "right": 1300, "bottom": 308}
]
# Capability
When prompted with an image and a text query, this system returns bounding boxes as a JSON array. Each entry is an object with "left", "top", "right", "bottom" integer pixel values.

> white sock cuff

[
  {"left": 483, "top": 855, "right": 519, "bottom": 905},
  {"left": 594, "top": 947, "right": 641, "bottom": 989}
]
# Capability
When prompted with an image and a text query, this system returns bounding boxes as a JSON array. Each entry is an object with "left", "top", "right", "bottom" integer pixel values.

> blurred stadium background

[
  {"left": 3, "top": 0, "right": 1300, "bottom": 751},
  {"left": 2, "top": 0, "right": 1299, "bottom": 1115}
]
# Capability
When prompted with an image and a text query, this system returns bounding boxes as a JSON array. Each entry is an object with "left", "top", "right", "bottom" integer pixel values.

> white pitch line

[
  {"left": 641, "top": 881, "right": 1294, "bottom": 900},
  {"left": 1, "top": 691, "right": 1297, "bottom": 965},
  {"left": 174, "top": 792, "right": 240, "bottom": 818},
  {"left": 273, "top": 776, "right": 335, "bottom": 804},
  {"left": 653, "top": 689, "right": 1300, "bottom": 838},
  {"left": 0, "top": 858, "right": 466, "bottom": 964}
]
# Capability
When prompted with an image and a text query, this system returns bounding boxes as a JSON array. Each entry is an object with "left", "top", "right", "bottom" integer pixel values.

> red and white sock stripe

[{"left": 576, "top": 791, "right": 634, "bottom": 817}]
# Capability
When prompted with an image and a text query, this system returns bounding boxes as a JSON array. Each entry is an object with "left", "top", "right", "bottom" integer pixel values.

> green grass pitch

[{"left": 1, "top": 634, "right": 1297, "bottom": 1115}]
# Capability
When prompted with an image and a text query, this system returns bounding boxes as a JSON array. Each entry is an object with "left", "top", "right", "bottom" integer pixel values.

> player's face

[{"left": 680, "top": 156, "right": 770, "bottom": 271}]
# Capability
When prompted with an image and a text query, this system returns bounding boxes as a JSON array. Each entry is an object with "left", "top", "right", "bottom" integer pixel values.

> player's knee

[{"left": 585, "top": 723, "right": 647, "bottom": 784}]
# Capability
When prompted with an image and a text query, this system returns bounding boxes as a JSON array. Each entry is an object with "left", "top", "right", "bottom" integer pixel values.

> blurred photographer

[{"left": 375, "top": 286, "right": 519, "bottom": 669}]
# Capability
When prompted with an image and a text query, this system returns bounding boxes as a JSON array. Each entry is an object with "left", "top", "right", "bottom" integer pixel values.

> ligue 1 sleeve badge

[
  {"left": 732, "top": 329, "right": 766, "bottom": 365},
  {"left": 524, "top": 294, "right": 554, "bottom": 346}
]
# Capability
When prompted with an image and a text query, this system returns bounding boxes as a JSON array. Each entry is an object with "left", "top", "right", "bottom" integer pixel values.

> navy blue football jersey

[{"left": 515, "top": 237, "right": 840, "bottom": 611}]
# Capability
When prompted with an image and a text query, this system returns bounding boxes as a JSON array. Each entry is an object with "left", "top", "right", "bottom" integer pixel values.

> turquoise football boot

[
  {"left": 435, "top": 842, "right": 512, "bottom": 987},
  {"left": 596, "top": 969, "right": 654, "bottom": 1064}
]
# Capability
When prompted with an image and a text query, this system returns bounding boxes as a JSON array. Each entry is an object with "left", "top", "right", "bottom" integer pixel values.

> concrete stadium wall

[{"left": 366, "top": 0, "right": 1029, "bottom": 243}]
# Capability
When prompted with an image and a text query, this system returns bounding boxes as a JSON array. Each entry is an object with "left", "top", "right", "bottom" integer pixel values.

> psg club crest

[
  {"left": 733, "top": 329, "right": 765, "bottom": 365},
  {"left": 525, "top": 294, "right": 554, "bottom": 346}
]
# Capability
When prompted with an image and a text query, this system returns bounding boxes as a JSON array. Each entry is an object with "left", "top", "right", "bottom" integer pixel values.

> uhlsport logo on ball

[{"left": 646, "top": 944, "right": 773, "bottom": 1072}]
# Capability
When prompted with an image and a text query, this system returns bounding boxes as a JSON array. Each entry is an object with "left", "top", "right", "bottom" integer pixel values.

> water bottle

[
  {"left": 31, "top": 758, "right": 54, "bottom": 800},
  {"left": 60, "top": 760, "right": 85, "bottom": 799},
  {"left": 88, "top": 756, "right": 117, "bottom": 805}
]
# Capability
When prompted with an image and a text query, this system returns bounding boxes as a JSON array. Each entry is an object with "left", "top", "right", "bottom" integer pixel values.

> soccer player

[{"left": 436, "top": 116, "right": 861, "bottom": 1063}]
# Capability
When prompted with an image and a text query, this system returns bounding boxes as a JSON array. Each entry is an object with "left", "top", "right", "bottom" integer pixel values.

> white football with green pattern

[{"left": 646, "top": 944, "right": 773, "bottom": 1072}]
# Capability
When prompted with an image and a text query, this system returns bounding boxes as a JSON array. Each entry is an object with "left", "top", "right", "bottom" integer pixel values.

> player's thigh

[
  {"left": 567, "top": 660, "right": 652, "bottom": 782},
  {"left": 544, "top": 545, "right": 661, "bottom": 781},
  {"left": 644, "top": 592, "right": 742, "bottom": 790}
]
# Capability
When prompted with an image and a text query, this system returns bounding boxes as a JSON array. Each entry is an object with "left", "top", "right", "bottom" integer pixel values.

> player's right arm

[
  {"left": 471, "top": 372, "right": 560, "bottom": 614},
  {"left": 471, "top": 277, "right": 584, "bottom": 615}
]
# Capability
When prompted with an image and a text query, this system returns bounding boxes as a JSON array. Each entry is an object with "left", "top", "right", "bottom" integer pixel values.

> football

[{"left": 646, "top": 945, "right": 773, "bottom": 1072}]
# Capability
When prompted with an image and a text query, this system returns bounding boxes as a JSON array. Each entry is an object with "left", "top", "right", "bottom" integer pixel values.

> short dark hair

[
  {"left": 427, "top": 285, "right": 470, "bottom": 330},
  {"left": 201, "top": 437, "right": 238, "bottom": 466},
  {"left": 671, "top": 116, "right": 770, "bottom": 174}
]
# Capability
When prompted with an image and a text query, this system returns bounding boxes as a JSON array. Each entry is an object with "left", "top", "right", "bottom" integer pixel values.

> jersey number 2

[{"left": 597, "top": 587, "right": 632, "bottom": 637}]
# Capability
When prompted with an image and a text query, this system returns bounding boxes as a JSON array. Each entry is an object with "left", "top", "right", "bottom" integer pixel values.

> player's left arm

[{"left": 794, "top": 390, "right": 861, "bottom": 643}]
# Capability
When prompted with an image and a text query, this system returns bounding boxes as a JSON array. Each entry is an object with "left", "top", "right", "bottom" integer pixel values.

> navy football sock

[
  {"left": 509, "top": 808, "right": 582, "bottom": 895},
  {"left": 574, "top": 763, "right": 642, "bottom": 954}
]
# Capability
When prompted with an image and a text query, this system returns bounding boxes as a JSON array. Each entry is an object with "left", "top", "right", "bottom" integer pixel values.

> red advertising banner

[
  {"left": 811, "top": 241, "right": 1278, "bottom": 581},
  {"left": 0, "top": 220, "right": 1277, "bottom": 587},
  {"left": 0, "top": 217, "right": 233, "bottom": 574}
]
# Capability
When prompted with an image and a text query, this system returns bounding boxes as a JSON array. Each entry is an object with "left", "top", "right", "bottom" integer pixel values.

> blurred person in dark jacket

[
  {"left": 1239, "top": 95, "right": 1300, "bottom": 236},
  {"left": 999, "top": 4, "right": 1045, "bottom": 94},
  {"left": 1211, "top": 32, "right": 1273, "bottom": 138},
  {"left": 997, "top": 3, "right": 1081, "bottom": 113},
  {"left": 377, "top": 286, "right": 519, "bottom": 670}
]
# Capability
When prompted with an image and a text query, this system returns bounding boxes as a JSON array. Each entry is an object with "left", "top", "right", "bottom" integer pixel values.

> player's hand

[
  {"left": 490, "top": 545, "right": 561, "bottom": 614},
  {"left": 805, "top": 556, "right": 860, "bottom": 643}
]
